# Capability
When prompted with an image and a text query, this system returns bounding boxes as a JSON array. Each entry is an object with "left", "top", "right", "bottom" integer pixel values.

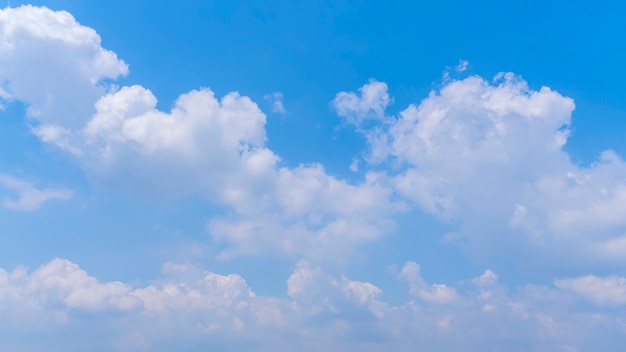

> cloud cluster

[
  {"left": 337, "top": 75, "right": 626, "bottom": 267},
  {"left": 3, "top": 5, "right": 626, "bottom": 350},
  {"left": 55, "top": 82, "right": 395, "bottom": 260},
  {"left": 0, "top": 5, "right": 397, "bottom": 260},
  {"left": 132, "top": 262, "right": 255, "bottom": 314},
  {"left": 1, "top": 258, "right": 624, "bottom": 351}
]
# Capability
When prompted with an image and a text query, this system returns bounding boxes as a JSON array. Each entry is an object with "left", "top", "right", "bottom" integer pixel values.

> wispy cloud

[
  {"left": 0, "top": 174, "right": 73, "bottom": 211},
  {"left": 264, "top": 92, "right": 286, "bottom": 114}
]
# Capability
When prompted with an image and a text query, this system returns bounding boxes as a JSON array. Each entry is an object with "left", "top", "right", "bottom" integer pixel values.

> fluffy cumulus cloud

[
  {"left": 132, "top": 262, "right": 256, "bottom": 314},
  {"left": 0, "top": 174, "right": 73, "bottom": 211},
  {"left": 339, "top": 74, "right": 626, "bottom": 267},
  {"left": 78, "top": 84, "right": 274, "bottom": 199},
  {"left": 208, "top": 167, "right": 396, "bottom": 260},
  {"left": 0, "top": 5, "right": 396, "bottom": 261},
  {"left": 21, "top": 258, "right": 138, "bottom": 311},
  {"left": 332, "top": 79, "right": 391, "bottom": 124},
  {"left": 1, "top": 258, "right": 625, "bottom": 351},
  {"left": 61, "top": 81, "right": 395, "bottom": 260},
  {"left": 0, "top": 5, "right": 128, "bottom": 126},
  {"left": 0, "top": 258, "right": 138, "bottom": 320}
]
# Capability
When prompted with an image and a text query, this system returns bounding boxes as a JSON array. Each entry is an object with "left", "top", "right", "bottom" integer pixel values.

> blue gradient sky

[{"left": 1, "top": 1, "right": 626, "bottom": 351}]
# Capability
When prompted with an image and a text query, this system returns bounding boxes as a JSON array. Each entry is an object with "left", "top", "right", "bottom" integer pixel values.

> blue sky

[{"left": 1, "top": 1, "right": 626, "bottom": 351}]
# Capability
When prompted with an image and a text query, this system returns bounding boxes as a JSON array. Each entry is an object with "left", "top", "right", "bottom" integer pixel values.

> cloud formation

[
  {"left": 0, "top": 5, "right": 128, "bottom": 126},
  {"left": 340, "top": 74, "right": 626, "bottom": 267},
  {"left": 1, "top": 258, "right": 624, "bottom": 351},
  {"left": 0, "top": 174, "right": 73, "bottom": 211},
  {"left": 1, "top": 5, "right": 397, "bottom": 261},
  {"left": 555, "top": 275, "right": 626, "bottom": 305},
  {"left": 264, "top": 92, "right": 286, "bottom": 114},
  {"left": 332, "top": 79, "right": 391, "bottom": 124},
  {"left": 2, "top": 5, "right": 626, "bottom": 351},
  {"left": 399, "top": 261, "right": 458, "bottom": 304}
]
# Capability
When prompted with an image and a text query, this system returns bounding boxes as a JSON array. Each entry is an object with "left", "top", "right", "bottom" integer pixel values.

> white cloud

[
  {"left": 399, "top": 262, "right": 458, "bottom": 304},
  {"left": 341, "top": 276, "right": 383, "bottom": 305},
  {"left": 2, "top": 258, "right": 622, "bottom": 351},
  {"left": 0, "top": 5, "right": 128, "bottom": 127},
  {"left": 69, "top": 85, "right": 395, "bottom": 260},
  {"left": 264, "top": 92, "right": 286, "bottom": 114},
  {"left": 132, "top": 262, "right": 255, "bottom": 313},
  {"left": 2, "top": 4, "right": 626, "bottom": 351},
  {"left": 56, "top": 84, "right": 394, "bottom": 259},
  {"left": 455, "top": 60, "right": 469, "bottom": 73},
  {"left": 209, "top": 166, "right": 397, "bottom": 261},
  {"left": 0, "top": 258, "right": 138, "bottom": 311},
  {"left": 287, "top": 260, "right": 383, "bottom": 311},
  {"left": 0, "top": 258, "right": 262, "bottom": 318},
  {"left": 471, "top": 269, "right": 498, "bottom": 287},
  {"left": 76, "top": 84, "right": 275, "bottom": 201},
  {"left": 374, "top": 73, "right": 573, "bottom": 184},
  {"left": 349, "top": 158, "right": 359, "bottom": 172},
  {"left": 0, "top": 258, "right": 389, "bottom": 350},
  {"left": 32, "top": 124, "right": 81, "bottom": 155},
  {"left": 555, "top": 275, "right": 626, "bottom": 305},
  {"left": 332, "top": 79, "right": 391, "bottom": 124},
  {"left": 27, "top": 258, "right": 139, "bottom": 311},
  {"left": 344, "top": 73, "right": 626, "bottom": 266},
  {"left": 0, "top": 174, "right": 73, "bottom": 211},
  {"left": 0, "top": 6, "right": 398, "bottom": 261}
]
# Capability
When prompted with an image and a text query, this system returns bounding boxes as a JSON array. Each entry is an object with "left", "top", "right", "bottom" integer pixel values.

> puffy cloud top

[
  {"left": 0, "top": 5, "right": 128, "bottom": 125},
  {"left": 339, "top": 74, "right": 626, "bottom": 267}
]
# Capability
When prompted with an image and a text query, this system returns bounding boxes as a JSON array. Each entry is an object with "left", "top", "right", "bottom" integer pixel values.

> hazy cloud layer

[{"left": 1, "top": 258, "right": 624, "bottom": 351}]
